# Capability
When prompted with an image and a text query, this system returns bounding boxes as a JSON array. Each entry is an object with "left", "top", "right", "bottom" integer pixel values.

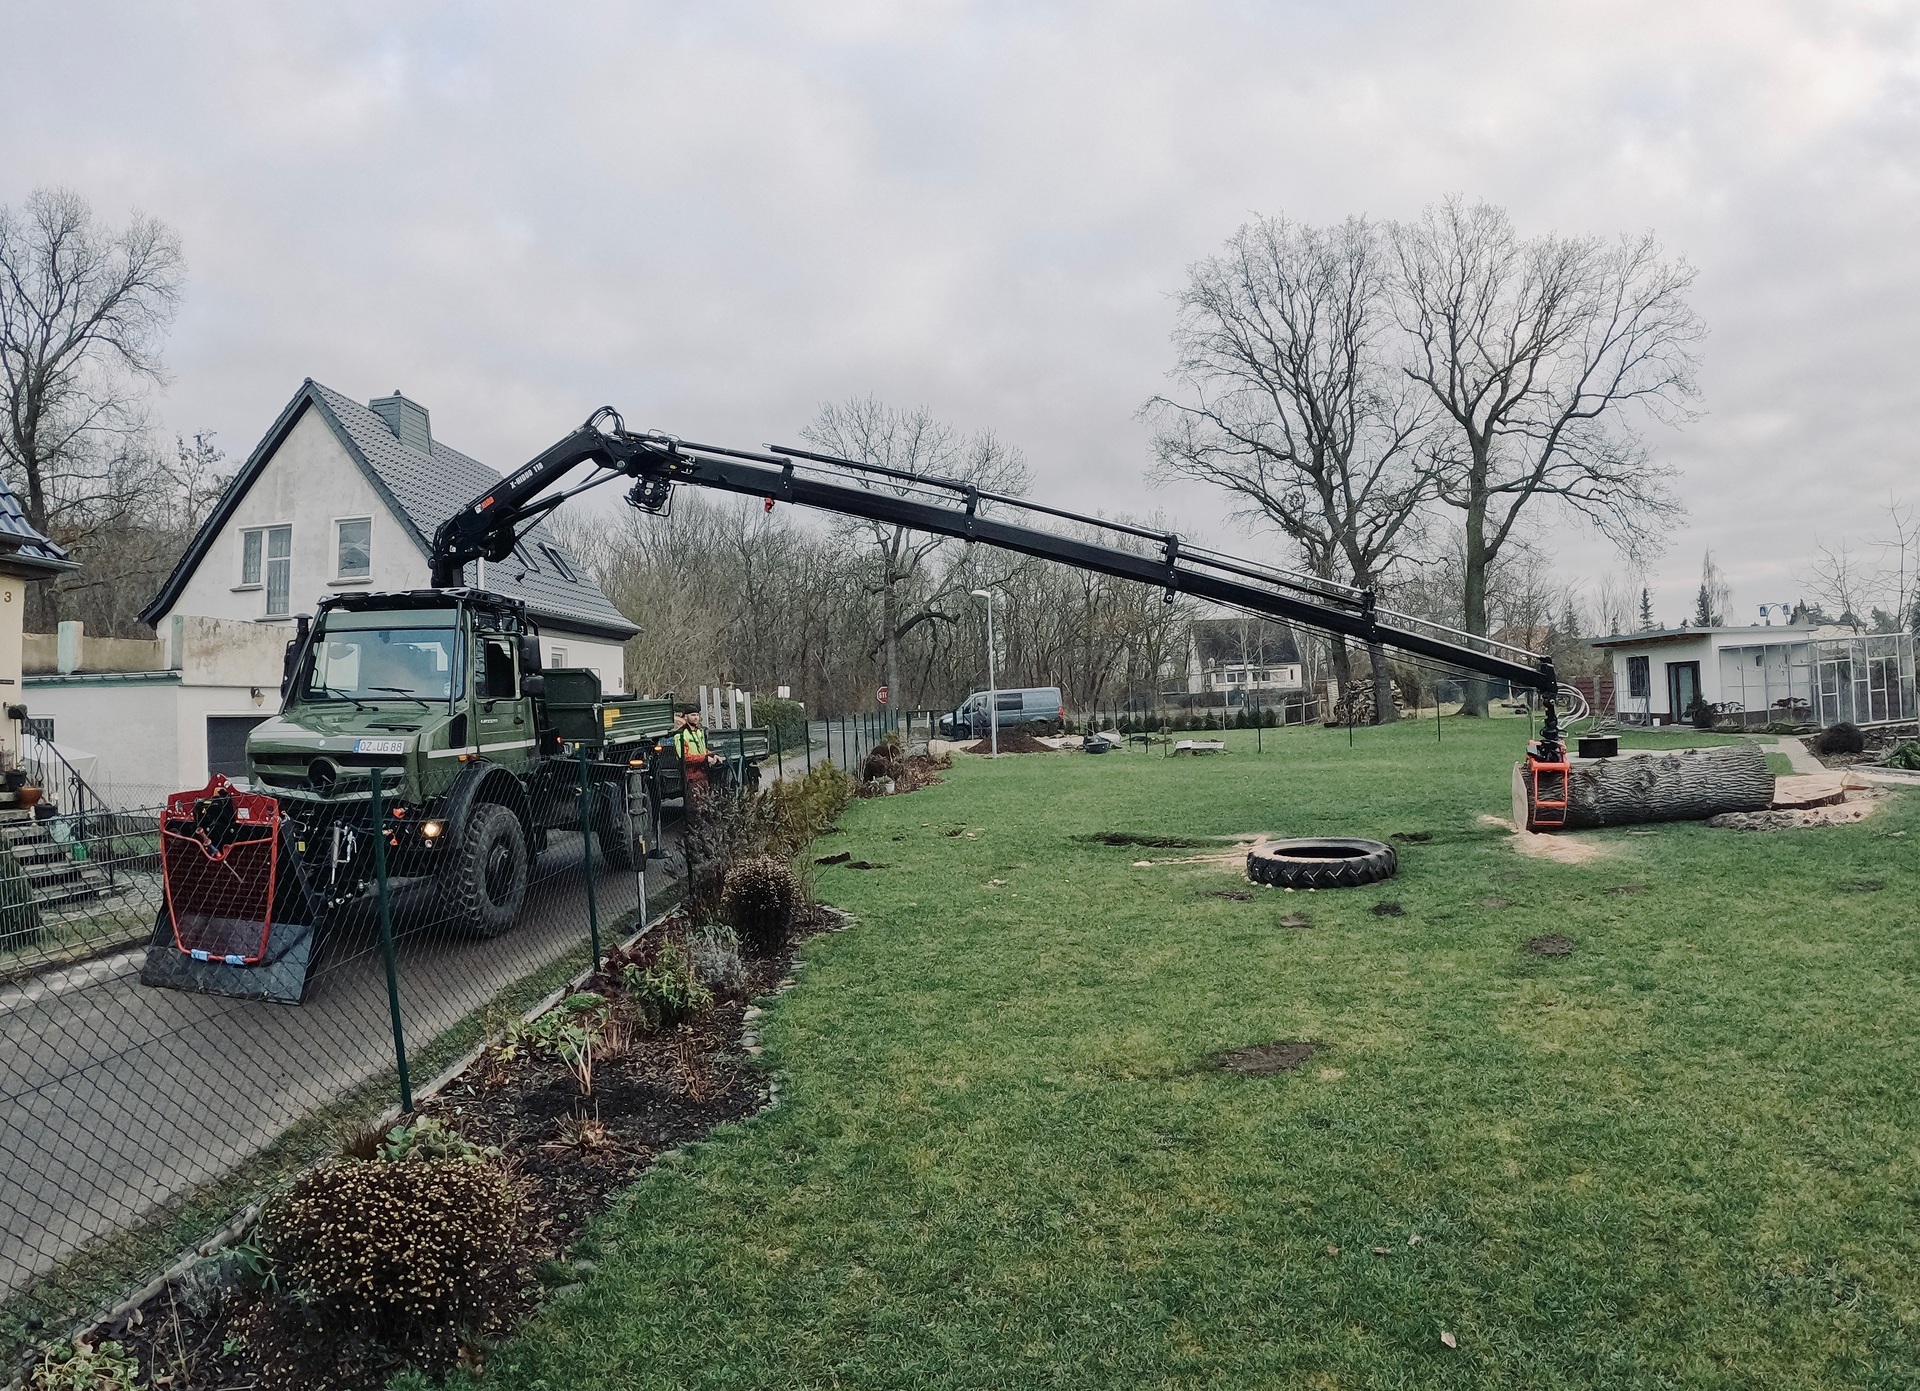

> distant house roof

[
  {"left": 1589, "top": 626, "right": 1805, "bottom": 649},
  {"left": 1188, "top": 616, "right": 1301, "bottom": 667},
  {"left": 0, "top": 475, "right": 74, "bottom": 580},
  {"left": 139, "top": 380, "right": 639, "bottom": 640}
]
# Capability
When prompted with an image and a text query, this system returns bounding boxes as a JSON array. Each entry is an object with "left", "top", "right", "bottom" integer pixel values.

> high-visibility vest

[{"left": 672, "top": 727, "right": 708, "bottom": 759}]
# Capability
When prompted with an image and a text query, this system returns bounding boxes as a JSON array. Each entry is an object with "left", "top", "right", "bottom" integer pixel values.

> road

[{"left": 0, "top": 834, "right": 678, "bottom": 1299}]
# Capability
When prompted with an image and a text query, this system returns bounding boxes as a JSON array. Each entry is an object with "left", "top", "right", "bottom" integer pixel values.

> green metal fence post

[
  {"left": 370, "top": 770, "right": 412, "bottom": 1114},
  {"left": 577, "top": 746, "right": 601, "bottom": 965}
]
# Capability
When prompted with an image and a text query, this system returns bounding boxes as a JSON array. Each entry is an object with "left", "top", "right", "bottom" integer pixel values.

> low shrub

[
  {"left": 378, "top": 1116, "right": 498, "bottom": 1165},
  {"left": 250, "top": 1158, "right": 521, "bottom": 1388},
  {"left": 1884, "top": 740, "right": 1920, "bottom": 771},
  {"left": 25, "top": 1340, "right": 140, "bottom": 1391},
  {"left": 767, "top": 763, "right": 853, "bottom": 856},
  {"left": 622, "top": 942, "right": 714, "bottom": 1029},
  {"left": 688, "top": 922, "right": 748, "bottom": 999},
  {"left": 722, "top": 854, "right": 804, "bottom": 954},
  {"left": 1815, "top": 721, "right": 1865, "bottom": 756}
]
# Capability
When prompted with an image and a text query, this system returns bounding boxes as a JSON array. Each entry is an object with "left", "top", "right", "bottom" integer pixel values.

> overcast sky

[{"left": 5, "top": 1, "right": 1918, "bottom": 624}]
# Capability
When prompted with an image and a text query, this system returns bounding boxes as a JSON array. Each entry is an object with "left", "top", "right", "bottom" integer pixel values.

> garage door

[{"left": 207, "top": 716, "right": 270, "bottom": 779}]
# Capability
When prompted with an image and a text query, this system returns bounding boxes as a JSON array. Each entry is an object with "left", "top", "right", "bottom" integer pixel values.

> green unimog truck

[{"left": 142, "top": 586, "right": 767, "bottom": 1002}]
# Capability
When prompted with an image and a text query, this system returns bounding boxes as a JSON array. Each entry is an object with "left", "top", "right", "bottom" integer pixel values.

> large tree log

[{"left": 1513, "top": 745, "right": 1774, "bottom": 831}]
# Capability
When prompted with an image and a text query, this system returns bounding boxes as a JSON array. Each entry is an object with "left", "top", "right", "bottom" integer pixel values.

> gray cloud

[{"left": 3, "top": 0, "right": 1918, "bottom": 622}]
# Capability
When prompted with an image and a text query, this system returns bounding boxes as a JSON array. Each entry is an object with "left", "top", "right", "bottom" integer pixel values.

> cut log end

[{"left": 1517, "top": 744, "right": 1774, "bottom": 832}]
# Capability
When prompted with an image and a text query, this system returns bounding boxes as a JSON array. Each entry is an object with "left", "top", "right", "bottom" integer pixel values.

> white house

[
  {"left": 1590, "top": 624, "right": 1917, "bottom": 728},
  {"left": 1184, "top": 617, "right": 1303, "bottom": 703},
  {"left": 23, "top": 380, "right": 640, "bottom": 799}
]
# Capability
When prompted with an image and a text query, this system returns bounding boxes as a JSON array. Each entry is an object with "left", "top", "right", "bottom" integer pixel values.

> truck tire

[
  {"left": 1246, "top": 838, "right": 1396, "bottom": 890},
  {"left": 440, "top": 802, "right": 529, "bottom": 938},
  {"left": 594, "top": 784, "right": 642, "bottom": 869}
]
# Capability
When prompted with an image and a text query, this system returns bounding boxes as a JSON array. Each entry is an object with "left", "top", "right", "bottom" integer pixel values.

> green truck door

[{"left": 476, "top": 632, "right": 534, "bottom": 773}]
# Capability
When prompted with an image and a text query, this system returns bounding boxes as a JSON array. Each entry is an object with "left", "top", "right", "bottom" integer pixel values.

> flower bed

[{"left": 72, "top": 903, "right": 844, "bottom": 1391}]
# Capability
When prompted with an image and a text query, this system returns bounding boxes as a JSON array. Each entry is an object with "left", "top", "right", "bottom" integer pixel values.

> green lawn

[{"left": 471, "top": 717, "right": 1920, "bottom": 1390}]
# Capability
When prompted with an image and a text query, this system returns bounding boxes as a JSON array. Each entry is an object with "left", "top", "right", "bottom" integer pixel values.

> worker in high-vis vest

[{"left": 671, "top": 708, "right": 717, "bottom": 792}]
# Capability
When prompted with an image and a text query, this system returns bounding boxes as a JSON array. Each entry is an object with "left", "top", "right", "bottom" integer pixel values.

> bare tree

[
  {"left": 800, "top": 397, "right": 1029, "bottom": 714},
  {"left": 1692, "top": 548, "right": 1732, "bottom": 628},
  {"left": 0, "top": 188, "right": 184, "bottom": 625},
  {"left": 1391, "top": 198, "right": 1700, "bottom": 713},
  {"left": 1147, "top": 214, "right": 1439, "bottom": 722},
  {"left": 1801, "top": 539, "right": 1876, "bottom": 631}
]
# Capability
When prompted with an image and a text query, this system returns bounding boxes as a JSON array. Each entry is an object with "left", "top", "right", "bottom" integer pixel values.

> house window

[
  {"left": 335, "top": 517, "right": 371, "bottom": 580},
  {"left": 514, "top": 544, "right": 540, "bottom": 573},
  {"left": 549, "top": 646, "right": 568, "bottom": 667},
  {"left": 241, "top": 525, "right": 293, "bottom": 614},
  {"left": 539, "top": 543, "right": 578, "bottom": 582},
  {"left": 1627, "top": 655, "right": 1650, "bottom": 699}
]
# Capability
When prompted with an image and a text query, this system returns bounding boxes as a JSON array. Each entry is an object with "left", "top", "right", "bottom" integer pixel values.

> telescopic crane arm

[{"left": 430, "top": 409, "right": 1567, "bottom": 769}]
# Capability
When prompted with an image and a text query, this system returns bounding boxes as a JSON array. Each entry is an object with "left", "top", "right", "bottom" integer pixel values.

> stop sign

[{"left": 876, "top": 685, "right": 890, "bottom": 705}]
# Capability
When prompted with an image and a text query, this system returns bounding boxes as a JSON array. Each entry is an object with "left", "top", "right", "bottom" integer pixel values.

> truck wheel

[
  {"left": 594, "top": 785, "right": 641, "bottom": 869},
  {"left": 440, "top": 802, "right": 529, "bottom": 938}
]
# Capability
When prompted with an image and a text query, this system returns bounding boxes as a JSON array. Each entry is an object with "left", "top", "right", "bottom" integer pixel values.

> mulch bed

[{"left": 94, "top": 905, "right": 843, "bottom": 1391}]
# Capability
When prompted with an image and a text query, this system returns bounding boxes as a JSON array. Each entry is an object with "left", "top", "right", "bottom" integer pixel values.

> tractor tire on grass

[
  {"left": 440, "top": 802, "right": 530, "bottom": 938},
  {"left": 1247, "top": 838, "right": 1397, "bottom": 890}
]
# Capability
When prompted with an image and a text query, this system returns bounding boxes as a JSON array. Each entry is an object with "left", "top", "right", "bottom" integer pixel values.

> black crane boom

[{"left": 430, "top": 410, "right": 1560, "bottom": 699}]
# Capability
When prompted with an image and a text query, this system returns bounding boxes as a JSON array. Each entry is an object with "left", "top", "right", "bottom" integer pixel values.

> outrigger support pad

[{"left": 139, "top": 776, "right": 326, "bottom": 1005}]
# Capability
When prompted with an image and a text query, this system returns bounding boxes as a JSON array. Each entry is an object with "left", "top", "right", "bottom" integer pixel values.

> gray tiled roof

[
  {"left": 305, "top": 383, "right": 637, "bottom": 639},
  {"left": 140, "top": 381, "right": 637, "bottom": 637}
]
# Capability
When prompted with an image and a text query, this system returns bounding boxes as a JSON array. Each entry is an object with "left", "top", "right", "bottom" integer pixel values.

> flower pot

[{"left": 17, "top": 786, "right": 42, "bottom": 810}]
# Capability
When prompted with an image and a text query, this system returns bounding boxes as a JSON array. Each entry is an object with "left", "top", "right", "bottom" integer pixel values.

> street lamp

[{"left": 970, "top": 588, "right": 999, "bottom": 757}]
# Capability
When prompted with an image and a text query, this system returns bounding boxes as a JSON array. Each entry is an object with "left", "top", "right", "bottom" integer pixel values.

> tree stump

[{"left": 1513, "top": 745, "right": 1774, "bottom": 831}]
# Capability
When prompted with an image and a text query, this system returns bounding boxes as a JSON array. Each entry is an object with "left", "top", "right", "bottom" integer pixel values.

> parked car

[{"left": 938, "top": 687, "right": 1065, "bottom": 739}]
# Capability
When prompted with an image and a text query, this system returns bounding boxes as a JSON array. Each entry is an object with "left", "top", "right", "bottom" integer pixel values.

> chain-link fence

[{"left": 0, "top": 754, "right": 677, "bottom": 1343}]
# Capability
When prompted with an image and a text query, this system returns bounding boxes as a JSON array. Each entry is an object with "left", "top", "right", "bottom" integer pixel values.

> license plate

[{"left": 353, "top": 739, "right": 406, "bottom": 755}]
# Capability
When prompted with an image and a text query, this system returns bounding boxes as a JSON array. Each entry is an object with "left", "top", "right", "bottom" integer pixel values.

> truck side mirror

[
  {"left": 280, "top": 615, "right": 311, "bottom": 698},
  {"left": 519, "top": 635, "right": 543, "bottom": 672},
  {"left": 522, "top": 673, "right": 546, "bottom": 697}
]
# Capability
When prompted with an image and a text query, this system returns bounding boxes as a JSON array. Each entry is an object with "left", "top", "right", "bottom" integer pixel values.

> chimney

[{"left": 369, "top": 391, "right": 432, "bottom": 453}]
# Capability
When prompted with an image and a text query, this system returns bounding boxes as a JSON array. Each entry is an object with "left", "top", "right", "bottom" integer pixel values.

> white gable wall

[
  {"left": 162, "top": 406, "right": 629, "bottom": 693},
  {"left": 168, "top": 409, "right": 414, "bottom": 627}
]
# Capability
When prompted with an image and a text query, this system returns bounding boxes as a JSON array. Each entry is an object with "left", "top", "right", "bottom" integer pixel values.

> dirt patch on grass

[
  {"left": 1216, "top": 1041, "right": 1320, "bottom": 1075},
  {"left": 1370, "top": 902, "right": 1405, "bottom": 917},
  {"left": 1279, "top": 912, "right": 1311, "bottom": 929},
  {"left": 1481, "top": 895, "right": 1513, "bottom": 909},
  {"left": 1082, "top": 830, "right": 1212, "bottom": 848},
  {"left": 1205, "top": 889, "right": 1254, "bottom": 901},
  {"left": 1390, "top": 831, "right": 1432, "bottom": 843},
  {"left": 1607, "top": 884, "right": 1647, "bottom": 895},
  {"left": 955, "top": 731, "right": 1058, "bottom": 755},
  {"left": 1526, "top": 933, "right": 1575, "bottom": 957}
]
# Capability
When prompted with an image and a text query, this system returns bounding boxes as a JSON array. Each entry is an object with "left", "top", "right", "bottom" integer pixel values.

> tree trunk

[
  {"left": 1513, "top": 745, "right": 1773, "bottom": 831},
  {"left": 1366, "top": 641, "right": 1398, "bottom": 724},
  {"left": 882, "top": 573, "right": 900, "bottom": 731},
  {"left": 1461, "top": 489, "right": 1490, "bottom": 717},
  {"left": 1327, "top": 634, "right": 1352, "bottom": 716}
]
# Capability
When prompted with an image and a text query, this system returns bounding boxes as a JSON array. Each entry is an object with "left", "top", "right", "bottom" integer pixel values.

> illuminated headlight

[{"left": 422, "top": 821, "right": 444, "bottom": 840}]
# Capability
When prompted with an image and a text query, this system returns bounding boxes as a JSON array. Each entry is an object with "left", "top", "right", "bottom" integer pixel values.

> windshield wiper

[
  {"left": 368, "top": 686, "right": 432, "bottom": 709},
  {"left": 310, "top": 686, "right": 371, "bottom": 711}
]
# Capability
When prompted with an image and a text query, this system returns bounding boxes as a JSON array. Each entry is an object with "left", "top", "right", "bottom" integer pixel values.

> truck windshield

[{"left": 303, "top": 627, "right": 458, "bottom": 704}]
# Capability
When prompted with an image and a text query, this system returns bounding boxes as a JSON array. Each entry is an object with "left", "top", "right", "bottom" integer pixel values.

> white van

[{"left": 938, "top": 687, "right": 1065, "bottom": 739}]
